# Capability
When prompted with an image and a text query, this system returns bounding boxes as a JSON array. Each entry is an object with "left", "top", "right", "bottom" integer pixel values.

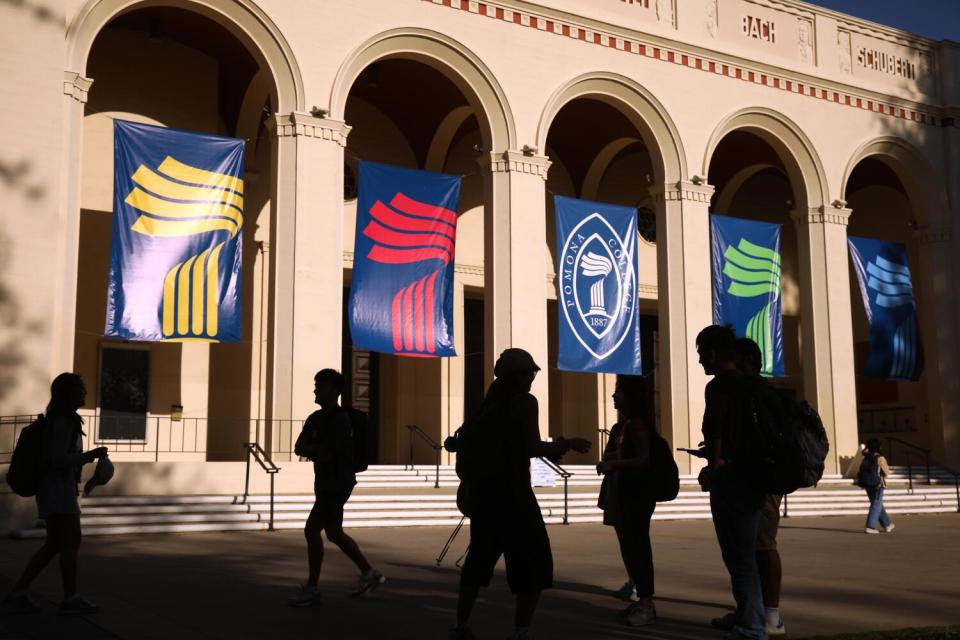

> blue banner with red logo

[
  {"left": 349, "top": 161, "right": 460, "bottom": 357},
  {"left": 105, "top": 120, "right": 244, "bottom": 342},
  {"left": 848, "top": 236, "right": 924, "bottom": 380},
  {"left": 711, "top": 214, "right": 785, "bottom": 377},
  {"left": 555, "top": 196, "right": 641, "bottom": 375}
]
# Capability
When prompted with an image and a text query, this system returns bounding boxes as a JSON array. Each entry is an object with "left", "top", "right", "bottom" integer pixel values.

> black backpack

[
  {"left": 745, "top": 379, "right": 830, "bottom": 495},
  {"left": 857, "top": 455, "right": 881, "bottom": 488},
  {"left": 346, "top": 408, "right": 370, "bottom": 473},
  {"left": 6, "top": 415, "right": 45, "bottom": 497},
  {"left": 444, "top": 405, "right": 510, "bottom": 516},
  {"left": 646, "top": 430, "right": 680, "bottom": 502}
]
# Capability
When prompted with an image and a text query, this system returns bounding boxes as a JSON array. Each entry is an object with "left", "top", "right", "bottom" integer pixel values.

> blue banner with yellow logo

[
  {"left": 711, "top": 214, "right": 784, "bottom": 377},
  {"left": 349, "top": 161, "right": 460, "bottom": 356},
  {"left": 105, "top": 120, "right": 244, "bottom": 342},
  {"left": 848, "top": 236, "right": 924, "bottom": 380},
  {"left": 555, "top": 196, "right": 641, "bottom": 375}
]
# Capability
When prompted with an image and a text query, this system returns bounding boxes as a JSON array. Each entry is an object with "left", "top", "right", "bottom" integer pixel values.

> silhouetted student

[
  {"left": 449, "top": 348, "right": 591, "bottom": 640},
  {"left": 288, "top": 369, "right": 385, "bottom": 607},
  {"left": 696, "top": 326, "right": 767, "bottom": 640},
  {"left": 711, "top": 338, "right": 785, "bottom": 636},
  {"left": 597, "top": 374, "right": 657, "bottom": 627},
  {"left": 3, "top": 373, "right": 108, "bottom": 615},
  {"left": 859, "top": 438, "right": 894, "bottom": 535}
]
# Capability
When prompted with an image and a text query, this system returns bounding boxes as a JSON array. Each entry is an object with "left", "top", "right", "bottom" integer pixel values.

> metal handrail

[
  {"left": 537, "top": 456, "right": 572, "bottom": 525},
  {"left": 243, "top": 442, "right": 280, "bottom": 531},
  {"left": 885, "top": 437, "right": 931, "bottom": 486},
  {"left": 406, "top": 425, "right": 441, "bottom": 489}
]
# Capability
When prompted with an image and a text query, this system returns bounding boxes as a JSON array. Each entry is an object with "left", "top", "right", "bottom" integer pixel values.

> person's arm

[
  {"left": 46, "top": 419, "right": 103, "bottom": 470},
  {"left": 518, "top": 395, "right": 590, "bottom": 459},
  {"left": 701, "top": 381, "right": 728, "bottom": 470},
  {"left": 294, "top": 417, "right": 321, "bottom": 460},
  {"left": 608, "top": 421, "right": 651, "bottom": 471},
  {"left": 878, "top": 456, "right": 891, "bottom": 481}
]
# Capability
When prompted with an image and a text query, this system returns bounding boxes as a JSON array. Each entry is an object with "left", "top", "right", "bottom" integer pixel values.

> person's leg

[
  {"left": 325, "top": 528, "right": 372, "bottom": 573},
  {"left": 756, "top": 550, "right": 781, "bottom": 608},
  {"left": 57, "top": 515, "right": 82, "bottom": 599},
  {"left": 11, "top": 518, "right": 62, "bottom": 593},
  {"left": 514, "top": 590, "right": 541, "bottom": 629},
  {"left": 304, "top": 503, "right": 325, "bottom": 586},
  {"left": 865, "top": 488, "right": 882, "bottom": 529},
  {"left": 711, "top": 486, "right": 766, "bottom": 639},
  {"left": 456, "top": 585, "right": 481, "bottom": 628},
  {"left": 876, "top": 488, "right": 891, "bottom": 528},
  {"left": 615, "top": 508, "right": 655, "bottom": 605},
  {"left": 456, "top": 515, "right": 499, "bottom": 630}
]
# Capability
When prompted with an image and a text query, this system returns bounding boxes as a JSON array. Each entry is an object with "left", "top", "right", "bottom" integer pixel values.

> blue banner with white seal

[
  {"left": 848, "top": 236, "right": 924, "bottom": 380},
  {"left": 105, "top": 119, "right": 244, "bottom": 342},
  {"left": 555, "top": 196, "right": 641, "bottom": 375},
  {"left": 349, "top": 161, "right": 460, "bottom": 357},
  {"left": 710, "top": 214, "right": 785, "bottom": 377}
]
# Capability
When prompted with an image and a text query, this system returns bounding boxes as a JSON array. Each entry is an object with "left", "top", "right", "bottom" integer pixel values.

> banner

[
  {"left": 349, "top": 161, "right": 460, "bottom": 356},
  {"left": 105, "top": 120, "right": 244, "bottom": 342},
  {"left": 710, "top": 214, "right": 784, "bottom": 377},
  {"left": 555, "top": 196, "right": 641, "bottom": 374},
  {"left": 848, "top": 236, "right": 924, "bottom": 380}
]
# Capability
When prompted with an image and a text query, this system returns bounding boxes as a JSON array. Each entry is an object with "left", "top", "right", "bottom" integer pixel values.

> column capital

[
  {"left": 481, "top": 150, "right": 551, "bottom": 179},
  {"left": 791, "top": 206, "right": 852, "bottom": 227},
  {"left": 63, "top": 71, "right": 93, "bottom": 104},
  {"left": 267, "top": 112, "right": 351, "bottom": 146},
  {"left": 914, "top": 225, "right": 953, "bottom": 244},
  {"left": 649, "top": 180, "right": 715, "bottom": 204}
]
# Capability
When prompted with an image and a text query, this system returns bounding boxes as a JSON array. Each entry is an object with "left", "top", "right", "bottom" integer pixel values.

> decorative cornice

[
  {"left": 483, "top": 150, "right": 551, "bottom": 179},
  {"left": 649, "top": 181, "right": 715, "bottom": 204},
  {"left": 269, "top": 113, "right": 351, "bottom": 145},
  {"left": 424, "top": 0, "right": 942, "bottom": 127},
  {"left": 63, "top": 71, "right": 93, "bottom": 104},
  {"left": 914, "top": 226, "right": 952, "bottom": 244},
  {"left": 791, "top": 206, "right": 852, "bottom": 226}
]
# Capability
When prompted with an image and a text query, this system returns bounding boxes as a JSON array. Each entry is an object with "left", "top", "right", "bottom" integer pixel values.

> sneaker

[
  {"left": 353, "top": 568, "right": 386, "bottom": 597},
  {"left": 613, "top": 579, "right": 637, "bottom": 601},
  {"left": 625, "top": 602, "right": 656, "bottom": 627},
  {"left": 883, "top": 523, "right": 896, "bottom": 533},
  {"left": 287, "top": 584, "right": 322, "bottom": 608},
  {"left": 59, "top": 596, "right": 99, "bottom": 616},
  {"left": 711, "top": 611, "right": 737, "bottom": 630},
  {"left": 768, "top": 617, "right": 787, "bottom": 636},
  {"left": 2, "top": 592, "right": 41, "bottom": 614},
  {"left": 864, "top": 527, "right": 880, "bottom": 534},
  {"left": 448, "top": 627, "right": 476, "bottom": 640}
]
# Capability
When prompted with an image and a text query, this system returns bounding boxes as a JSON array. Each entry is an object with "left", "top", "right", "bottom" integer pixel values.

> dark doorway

[
  {"left": 464, "top": 296, "right": 485, "bottom": 420},
  {"left": 342, "top": 287, "right": 380, "bottom": 463},
  {"left": 98, "top": 346, "right": 149, "bottom": 441}
]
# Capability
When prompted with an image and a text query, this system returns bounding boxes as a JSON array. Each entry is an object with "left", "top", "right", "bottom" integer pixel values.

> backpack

[
  {"left": 346, "top": 408, "right": 370, "bottom": 473},
  {"left": 744, "top": 379, "right": 830, "bottom": 495},
  {"left": 6, "top": 415, "right": 45, "bottom": 497},
  {"left": 444, "top": 405, "right": 510, "bottom": 516},
  {"left": 646, "top": 430, "right": 680, "bottom": 502},
  {"left": 857, "top": 455, "right": 881, "bottom": 488}
]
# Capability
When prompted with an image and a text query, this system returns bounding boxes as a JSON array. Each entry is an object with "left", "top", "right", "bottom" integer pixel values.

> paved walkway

[{"left": 1, "top": 513, "right": 958, "bottom": 639}]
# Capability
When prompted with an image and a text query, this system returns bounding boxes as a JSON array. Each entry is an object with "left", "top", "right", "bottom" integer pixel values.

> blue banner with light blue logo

[
  {"left": 105, "top": 120, "right": 244, "bottom": 342},
  {"left": 848, "top": 236, "right": 924, "bottom": 381},
  {"left": 555, "top": 196, "right": 640, "bottom": 374},
  {"left": 349, "top": 161, "right": 460, "bottom": 357},
  {"left": 711, "top": 214, "right": 784, "bottom": 377}
]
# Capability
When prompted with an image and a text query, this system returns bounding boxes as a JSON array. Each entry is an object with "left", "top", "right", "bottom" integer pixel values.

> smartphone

[{"left": 677, "top": 447, "right": 708, "bottom": 459}]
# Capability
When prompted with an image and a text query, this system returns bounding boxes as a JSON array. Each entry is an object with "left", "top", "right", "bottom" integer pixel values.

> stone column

[
  {"left": 915, "top": 226, "right": 960, "bottom": 469},
  {"left": 794, "top": 205, "right": 859, "bottom": 473},
  {"left": 652, "top": 181, "right": 714, "bottom": 473},
  {"left": 266, "top": 113, "right": 350, "bottom": 449},
  {"left": 52, "top": 71, "right": 93, "bottom": 376},
  {"left": 481, "top": 150, "right": 551, "bottom": 436}
]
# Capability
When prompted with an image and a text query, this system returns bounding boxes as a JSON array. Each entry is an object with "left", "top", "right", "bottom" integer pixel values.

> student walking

[
  {"left": 597, "top": 374, "right": 657, "bottom": 627},
  {"left": 288, "top": 369, "right": 385, "bottom": 607},
  {"left": 696, "top": 326, "right": 768, "bottom": 640},
  {"left": 448, "top": 348, "right": 591, "bottom": 640},
  {"left": 859, "top": 438, "right": 894, "bottom": 534},
  {"left": 3, "top": 373, "right": 108, "bottom": 615}
]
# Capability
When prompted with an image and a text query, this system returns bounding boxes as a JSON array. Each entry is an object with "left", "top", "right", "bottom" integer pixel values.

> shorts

[
  {"left": 306, "top": 488, "right": 353, "bottom": 533},
  {"left": 756, "top": 494, "right": 783, "bottom": 551},
  {"left": 460, "top": 492, "right": 553, "bottom": 594}
]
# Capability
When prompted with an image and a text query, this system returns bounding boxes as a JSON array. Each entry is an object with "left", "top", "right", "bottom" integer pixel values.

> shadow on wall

[
  {"left": 0, "top": 158, "right": 49, "bottom": 413},
  {"left": 0, "top": 0, "right": 62, "bottom": 24}
]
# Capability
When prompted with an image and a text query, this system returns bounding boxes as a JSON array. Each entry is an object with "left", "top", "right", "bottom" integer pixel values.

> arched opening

[
  {"left": 74, "top": 4, "right": 283, "bottom": 461},
  {"left": 341, "top": 57, "right": 494, "bottom": 464}
]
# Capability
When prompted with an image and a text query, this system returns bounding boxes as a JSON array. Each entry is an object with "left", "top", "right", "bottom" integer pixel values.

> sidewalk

[{"left": 1, "top": 513, "right": 958, "bottom": 639}]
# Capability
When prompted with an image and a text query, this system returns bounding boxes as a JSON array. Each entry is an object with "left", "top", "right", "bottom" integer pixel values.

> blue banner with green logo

[
  {"left": 848, "top": 236, "right": 924, "bottom": 381},
  {"left": 105, "top": 120, "right": 244, "bottom": 342},
  {"left": 711, "top": 214, "right": 784, "bottom": 377}
]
